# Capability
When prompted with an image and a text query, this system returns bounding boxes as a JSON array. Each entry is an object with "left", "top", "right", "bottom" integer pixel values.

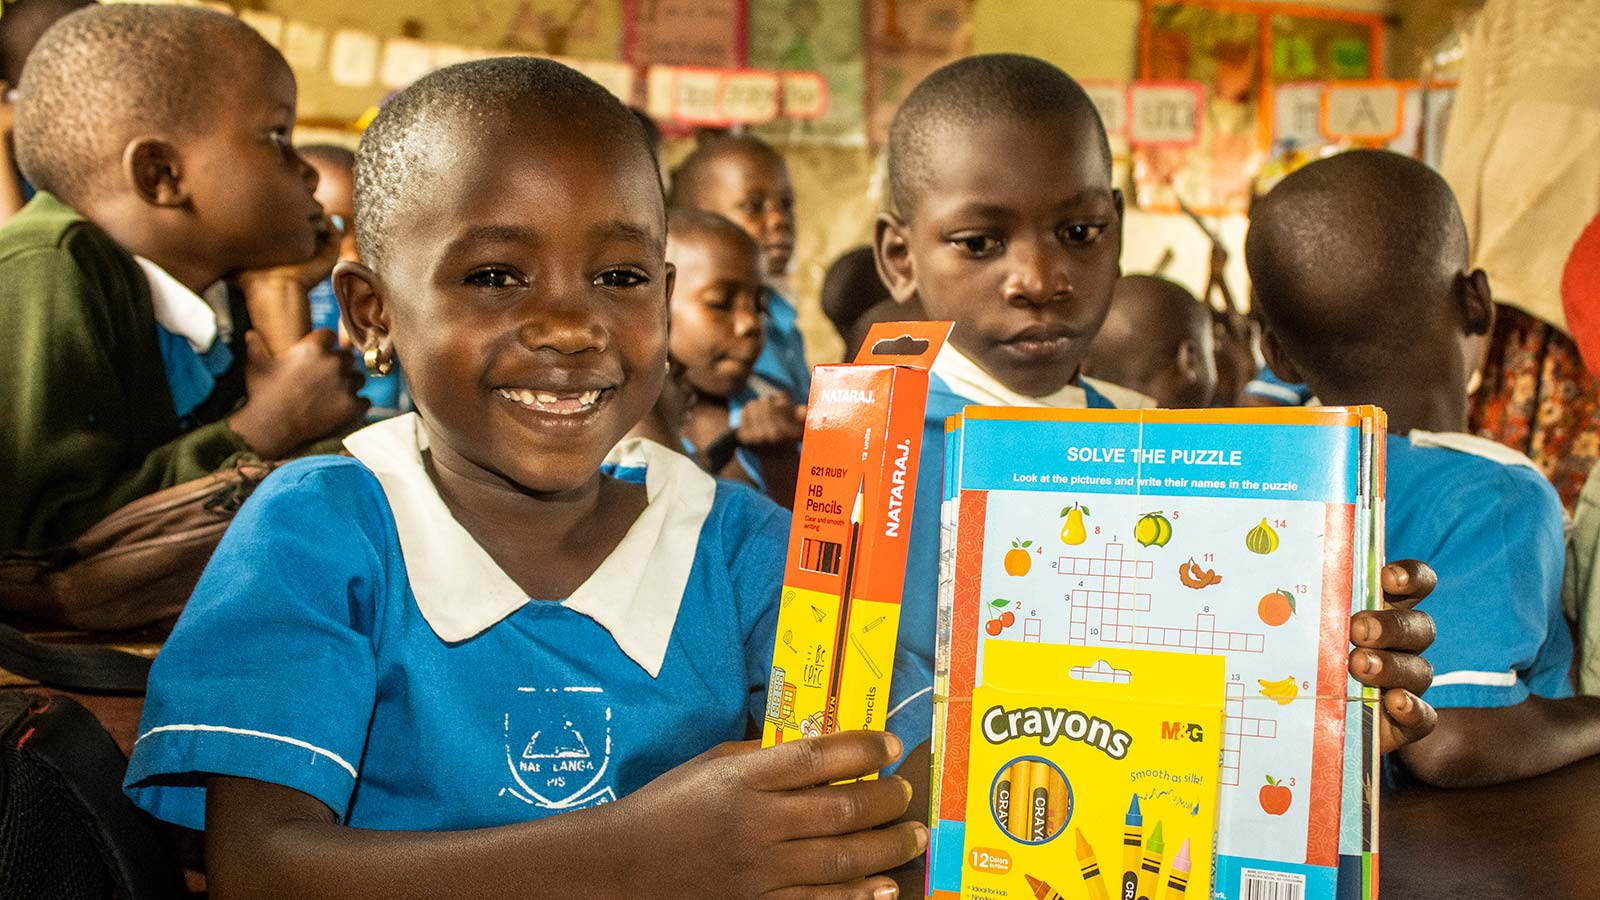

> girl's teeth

[{"left": 496, "top": 387, "right": 605, "bottom": 414}]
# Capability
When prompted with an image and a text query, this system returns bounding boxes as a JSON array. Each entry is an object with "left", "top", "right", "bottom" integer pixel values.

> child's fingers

[
  {"left": 1350, "top": 607, "right": 1434, "bottom": 652},
  {"left": 1380, "top": 560, "right": 1437, "bottom": 608},
  {"left": 772, "top": 775, "right": 912, "bottom": 840},
  {"left": 743, "top": 730, "right": 901, "bottom": 792},
  {"left": 1348, "top": 647, "right": 1433, "bottom": 695},
  {"left": 763, "top": 875, "right": 902, "bottom": 900},
  {"left": 770, "top": 821, "right": 928, "bottom": 892},
  {"left": 1377, "top": 689, "right": 1438, "bottom": 754}
]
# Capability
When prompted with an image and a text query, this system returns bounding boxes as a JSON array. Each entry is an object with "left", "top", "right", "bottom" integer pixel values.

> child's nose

[
  {"left": 1003, "top": 238, "right": 1071, "bottom": 305},
  {"left": 516, "top": 286, "right": 608, "bottom": 355}
]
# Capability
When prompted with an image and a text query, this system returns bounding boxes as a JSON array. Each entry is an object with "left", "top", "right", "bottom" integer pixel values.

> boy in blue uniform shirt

[
  {"left": 1249, "top": 148, "right": 1590, "bottom": 788},
  {"left": 127, "top": 58, "right": 925, "bottom": 899},
  {"left": 870, "top": 58, "right": 1441, "bottom": 814}
]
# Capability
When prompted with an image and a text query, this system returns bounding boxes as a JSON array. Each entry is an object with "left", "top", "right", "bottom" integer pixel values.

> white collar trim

[
  {"left": 1407, "top": 429, "right": 1544, "bottom": 473},
  {"left": 134, "top": 256, "right": 219, "bottom": 353},
  {"left": 343, "top": 414, "right": 717, "bottom": 677},
  {"left": 930, "top": 344, "right": 1154, "bottom": 409}
]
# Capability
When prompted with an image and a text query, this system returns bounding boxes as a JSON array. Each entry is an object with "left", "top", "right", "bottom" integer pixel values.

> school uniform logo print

[{"left": 500, "top": 686, "right": 616, "bottom": 810}]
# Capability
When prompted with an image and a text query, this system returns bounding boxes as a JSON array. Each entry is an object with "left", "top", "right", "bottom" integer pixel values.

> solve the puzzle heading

[{"left": 1065, "top": 446, "right": 1245, "bottom": 466}]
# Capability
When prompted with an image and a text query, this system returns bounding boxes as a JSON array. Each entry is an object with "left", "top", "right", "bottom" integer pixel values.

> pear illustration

[{"left": 1059, "top": 503, "right": 1090, "bottom": 546}]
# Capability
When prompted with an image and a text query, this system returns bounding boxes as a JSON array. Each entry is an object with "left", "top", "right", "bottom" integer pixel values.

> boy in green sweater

[{"left": 0, "top": 5, "right": 365, "bottom": 555}]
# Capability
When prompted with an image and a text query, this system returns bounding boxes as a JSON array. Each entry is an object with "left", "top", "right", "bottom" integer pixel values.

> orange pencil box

[{"left": 761, "top": 321, "right": 952, "bottom": 759}]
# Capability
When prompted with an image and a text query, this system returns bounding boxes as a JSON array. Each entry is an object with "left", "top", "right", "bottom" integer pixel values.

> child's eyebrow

[{"left": 590, "top": 220, "right": 665, "bottom": 254}]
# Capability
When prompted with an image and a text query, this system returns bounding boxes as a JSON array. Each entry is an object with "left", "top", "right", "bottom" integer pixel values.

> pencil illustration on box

[{"left": 928, "top": 406, "right": 1385, "bottom": 900}]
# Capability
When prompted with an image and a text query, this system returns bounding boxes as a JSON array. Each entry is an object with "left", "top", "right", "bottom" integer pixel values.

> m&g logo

[{"left": 982, "top": 704, "right": 1133, "bottom": 760}]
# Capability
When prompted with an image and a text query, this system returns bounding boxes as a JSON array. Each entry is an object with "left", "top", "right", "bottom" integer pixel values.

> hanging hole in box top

[{"left": 869, "top": 334, "right": 929, "bottom": 356}]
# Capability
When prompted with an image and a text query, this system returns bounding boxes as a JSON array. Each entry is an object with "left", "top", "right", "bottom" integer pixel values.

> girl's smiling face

[{"left": 343, "top": 118, "right": 670, "bottom": 497}]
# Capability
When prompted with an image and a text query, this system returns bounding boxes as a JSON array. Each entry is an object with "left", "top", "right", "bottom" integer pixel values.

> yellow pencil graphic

[
  {"left": 1006, "top": 762, "right": 1034, "bottom": 839},
  {"left": 1074, "top": 829, "right": 1113, "bottom": 900}
]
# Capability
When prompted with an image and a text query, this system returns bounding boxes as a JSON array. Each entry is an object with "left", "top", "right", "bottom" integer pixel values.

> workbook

[{"left": 928, "top": 406, "right": 1386, "bottom": 900}]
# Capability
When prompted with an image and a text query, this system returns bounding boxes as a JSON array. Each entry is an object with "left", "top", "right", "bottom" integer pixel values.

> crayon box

[
  {"left": 761, "top": 321, "right": 952, "bottom": 756},
  {"left": 940, "top": 643, "right": 1225, "bottom": 900}
]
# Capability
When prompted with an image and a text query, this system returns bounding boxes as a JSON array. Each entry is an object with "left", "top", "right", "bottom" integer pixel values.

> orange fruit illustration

[
  {"left": 1004, "top": 539, "right": 1033, "bottom": 576},
  {"left": 1257, "top": 589, "right": 1296, "bottom": 627}
]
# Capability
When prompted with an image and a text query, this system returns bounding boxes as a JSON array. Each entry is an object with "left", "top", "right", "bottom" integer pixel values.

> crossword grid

[
  {"left": 1222, "top": 681, "right": 1278, "bottom": 786},
  {"left": 1062, "top": 543, "right": 1266, "bottom": 654}
]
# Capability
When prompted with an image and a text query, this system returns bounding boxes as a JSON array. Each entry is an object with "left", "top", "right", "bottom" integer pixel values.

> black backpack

[{"left": 0, "top": 629, "right": 180, "bottom": 899}]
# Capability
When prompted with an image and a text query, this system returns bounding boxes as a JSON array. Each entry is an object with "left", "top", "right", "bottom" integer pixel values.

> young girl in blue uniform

[{"left": 125, "top": 58, "right": 924, "bottom": 899}]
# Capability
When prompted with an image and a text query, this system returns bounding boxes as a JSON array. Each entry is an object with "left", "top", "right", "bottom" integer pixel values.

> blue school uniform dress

[
  {"left": 884, "top": 348, "right": 1153, "bottom": 762},
  {"left": 124, "top": 415, "right": 786, "bottom": 830},
  {"left": 1243, "top": 363, "right": 1315, "bottom": 406},
  {"left": 1386, "top": 431, "right": 1573, "bottom": 709}
]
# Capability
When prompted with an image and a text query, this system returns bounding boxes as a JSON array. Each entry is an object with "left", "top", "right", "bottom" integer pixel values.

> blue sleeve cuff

[{"left": 125, "top": 722, "right": 360, "bottom": 829}]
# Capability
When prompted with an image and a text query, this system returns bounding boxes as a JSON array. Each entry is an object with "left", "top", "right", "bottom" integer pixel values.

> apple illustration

[{"left": 1259, "top": 775, "right": 1292, "bottom": 816}]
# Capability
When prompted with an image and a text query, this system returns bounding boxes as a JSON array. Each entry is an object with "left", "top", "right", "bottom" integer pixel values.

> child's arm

[
  {"left": 225, "top": 327, "right": 368, "bottom": 459},
  {"left": 205, "top": 731, "right": 925, "bottom": 900},
  {"left": 734, "top": 393, "right": 806, "bottom": 509},
  {"left": 1399, "top": 696, "right": 1600, "bottom": 788}
]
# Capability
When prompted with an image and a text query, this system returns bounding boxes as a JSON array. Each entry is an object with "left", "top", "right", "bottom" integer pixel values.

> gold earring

[{"left": 363, "top": 346, "right": 393, "bottom": 376}]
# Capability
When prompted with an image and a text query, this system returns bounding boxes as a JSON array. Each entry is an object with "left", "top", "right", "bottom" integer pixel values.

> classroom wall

[{"left": 277, "top": 0, "right": 1414, "bottom": 367}]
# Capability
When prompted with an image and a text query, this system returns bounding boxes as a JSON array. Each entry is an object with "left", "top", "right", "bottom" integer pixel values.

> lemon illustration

[{"left": 1135, "top": 512, "right": 1172, "bottom": 548}]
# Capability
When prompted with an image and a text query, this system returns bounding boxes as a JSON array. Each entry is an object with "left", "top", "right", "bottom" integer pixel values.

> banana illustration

[{"left": 1258, "top": 676, "right": 1299, "bottom": 706}]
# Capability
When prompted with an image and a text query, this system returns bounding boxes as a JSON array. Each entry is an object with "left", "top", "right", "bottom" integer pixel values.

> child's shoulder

[
  {"left": 1393, "top": 431, "right": 1557, "bottom": 496},
  {"left": 0, "top": 192, "right": 128, "bottom": 265},
  {"left": 0, "top": 193, "right": 145, "bottom": 316},
  {"left": 1389, "top": 431, "right": 1563, "bottom": 532},
  {"left": 241, "top": 454, "right": 393, "bottom": 535}
]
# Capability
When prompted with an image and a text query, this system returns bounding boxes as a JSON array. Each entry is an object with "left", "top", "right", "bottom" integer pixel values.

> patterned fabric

[{"left": 1468, "top": 303, "right": 1600, "bottom": 511}]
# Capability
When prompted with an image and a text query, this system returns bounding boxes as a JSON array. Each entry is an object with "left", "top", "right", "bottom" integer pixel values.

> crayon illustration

[
  {"left": 1164, "top": 838, "right": 1191, "bottom": 900},
  {"left": 1007, "top": 762, "right": 1034, "bottom": 838},
  {"left": 992, "top": 766, "right": 1013, "bottom": 830},
  {"left": 1074, "top": 829, "right": 1112, "bottom": 900},
  {"left": 1044, "top": 767, "right": 1068, "bottom": 836},
  {"left": 1135, "top": 821, "right": 1165, "bottom": 900},
  {"left": 1026, "top": 759, "right": 1051, "bottom": 840},
  {"left": 1121, "top": 795, "right": 1143, "bottom": 900},
  {"left": 1024, "top": 873, "right": 1068, "bottom": 900},
  {"left": 822, "top": 483, "right": 865, "bottom": 733}
]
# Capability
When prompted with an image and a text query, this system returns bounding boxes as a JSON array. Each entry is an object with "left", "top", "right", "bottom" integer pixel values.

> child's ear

[
  {"left": 1176, "top": 339, "right": 1200, "bottom": 383},
  {"left": 661, "top": 261, "right": 676, "bottom": 328},
  {"left": 334, "top": 260, "right": 391, "bottom": 355},
  {"left": 1459, "top": 268, "right": 1494, "bottom": 336},
  {"left": 874, "top": 211, "right": 919, "bottom": 306},
  {"left": 123, "top": 138, "right": 188, "bottom": 207},
  {"left": 1260, "top": 328, "right": 1305, "bottom": 386}
]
